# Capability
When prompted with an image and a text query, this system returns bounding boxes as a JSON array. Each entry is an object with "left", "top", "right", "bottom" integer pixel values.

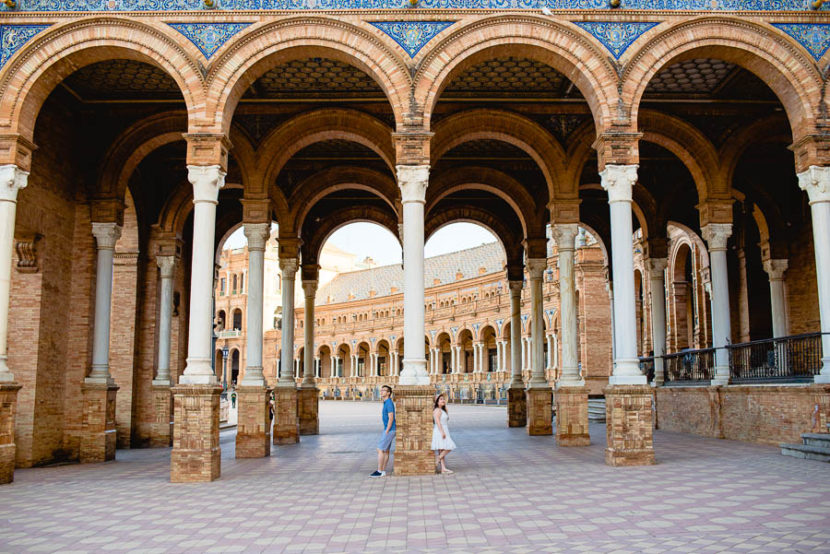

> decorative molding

[
  {"left": 772, "top": 23, "right": 830, "bottom": 61},
  {"left": 798, "top": 166, "right": 830, "bottom": 204},
  {"left": 14, "top": 233, "right": 40, "bottom": 273},
  {"left": 0, "top": 25, "right": 50, "bottom": 68},
  {"left": 369, "top": 21, "right": 454, "bottom": 58},
  {"left": 574, "top": 21, "right": 659, "bottom": 60},
  {"left": 396, "top": 165, "right": 429, "bottom": 204},
  {"left": 167, "top": 22, "right": 251, "bottom": 59}
]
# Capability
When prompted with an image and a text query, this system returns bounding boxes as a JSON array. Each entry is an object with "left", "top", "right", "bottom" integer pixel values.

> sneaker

[{"left": 369, "top": 470, "right": 385, "bottom": 478}]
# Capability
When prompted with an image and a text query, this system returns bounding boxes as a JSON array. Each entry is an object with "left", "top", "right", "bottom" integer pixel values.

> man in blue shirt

[{"left": 370, "top": 385, "right": 395, "bottom": 477}]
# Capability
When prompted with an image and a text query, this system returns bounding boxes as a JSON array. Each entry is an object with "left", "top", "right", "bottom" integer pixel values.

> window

[
  {"left": 220, "top": 278, "right": 226, "bottom": 296},
  {"left": 232, "top": 274, "right": 238, "bottom": 295}
]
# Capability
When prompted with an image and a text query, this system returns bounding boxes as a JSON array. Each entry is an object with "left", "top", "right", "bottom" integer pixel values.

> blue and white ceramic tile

[
  {"left": 773, "top": 23, "right": 830, "bottom": 60},
  {"left": 168, "top": 22, "right": 251, "bottom": 58},
  {"left": 0, "top": 24, "right": 50, "bottom": 67},
  {"left": 369, "top": 21, "right": 454, "bottom": 57},
  {"left": 575, "top": 21, "right": 660, "bottom": 59}
]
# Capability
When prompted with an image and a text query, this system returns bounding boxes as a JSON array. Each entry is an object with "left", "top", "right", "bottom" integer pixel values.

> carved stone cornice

[
  {"left": 397, "top": 165, "right": 430, "bottom": 204},
  {"left": 798, "top": 165, "right": 830, "bottom": 204},
  {"left": 701, "top": 223, "right": 733, "bottom": 252},
  {"left": 187, "top": 165, "right": 226, "bottom": 204},
  {"left": 599, "top": 164, "right": 638, "bottom": 204},
  {"left": 91, "top": 222, "right": 122, "bottom": 251},
  {"left": 14, "top": 233, "right": 40, "bottom": 273}
]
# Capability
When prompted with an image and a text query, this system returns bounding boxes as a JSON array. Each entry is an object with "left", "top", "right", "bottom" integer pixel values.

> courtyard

[{"left": 1, "top": 402, "right": 829, "bottom": 553}]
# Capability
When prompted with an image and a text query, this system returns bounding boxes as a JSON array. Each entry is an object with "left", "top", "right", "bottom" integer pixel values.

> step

[
  {"left": 780, "top": 443, "right": 830, "bottom": 462},
  {"left": 801, "top": 433, "right": 830, "bottom": 448}
]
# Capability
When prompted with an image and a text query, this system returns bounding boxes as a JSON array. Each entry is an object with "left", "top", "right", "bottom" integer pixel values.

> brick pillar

[
  {"left": 150, "top": 383, "right": 172, "bottom": 448},
  {"left": 394, "top": 385, "right": 433, "bottom": 476},
  {"left": 507, "top": 388, "right": 526, "bottom": 427},
  {"left": 554, "top": 387, "right": 590, "bottom": 446},
  {"left": 526, "top": 387, "right": 552, "bottom": 435},
  {"left": 79, "top": 382, "right": 119, "bottom": 463},
  {"left": 170, "top": 384, "right": 221, "bottom": 482},
  {"left": 605, "top": 385, "right": 655, "bottom": 466},
  {"left": 273, "top": 387, "right": 299, "bottom": 445},
  {"left": 297, "top": 387, "right": 319, "bottom": 435},
  {"left": 236, "top": 386, "right": 271, "bottom": 458},
  {"left": 814, "top": 384, "right": 830, "bottom": 433},
  {"left": 0, "top": 383, "right": 21, "bottom": 484}
]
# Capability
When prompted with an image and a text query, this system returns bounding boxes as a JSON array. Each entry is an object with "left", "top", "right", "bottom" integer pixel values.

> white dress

[{"left": 431, "top": 410, "right": 457, "bottom": 451}]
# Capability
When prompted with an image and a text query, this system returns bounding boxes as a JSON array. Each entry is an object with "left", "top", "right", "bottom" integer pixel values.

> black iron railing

[
  {"left": 662, "top": 348, "right": 715, "bottom": 384},
  {"left": 728, "top": 332, "right": 825, "bottom": 383},
  {"left": 638, "top": 356, "right": 655, "bottom": 382}
]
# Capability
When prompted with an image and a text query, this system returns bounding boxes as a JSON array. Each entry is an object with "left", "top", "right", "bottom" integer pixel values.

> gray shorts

[{"left": 377, "top": 431, "right": 396, "bottom": 452}]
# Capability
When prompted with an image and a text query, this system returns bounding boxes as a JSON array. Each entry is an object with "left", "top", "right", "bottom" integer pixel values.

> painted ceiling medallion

[
  {"left": 168, "top": 22, "right": 251, "bottom": 58},
  {"left": 369, "top": 21, "right": 454, "bottom": 58},
  {"left": 575, "top": 21, "right": 659, "bottom": 60},
  {"left": 772, "top": 23, "right": 830, "bottom": 61},
  {"left": 0, "top": 24, "right": 50, "bottom": 68}
]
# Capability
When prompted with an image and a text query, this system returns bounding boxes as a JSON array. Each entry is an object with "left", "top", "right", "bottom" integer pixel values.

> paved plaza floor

[{"left": 1, "top": 402, "right": 829, "bottom": 553}]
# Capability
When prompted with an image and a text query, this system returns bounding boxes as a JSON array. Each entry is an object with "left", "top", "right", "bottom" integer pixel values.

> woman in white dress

[{"left": 431, "top": 394, "right": 457, "bottom": 474}]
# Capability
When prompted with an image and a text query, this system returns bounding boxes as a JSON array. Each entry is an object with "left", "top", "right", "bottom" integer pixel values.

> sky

[{"left": 222, "top": 221, "right": 499, "bottom": 265}]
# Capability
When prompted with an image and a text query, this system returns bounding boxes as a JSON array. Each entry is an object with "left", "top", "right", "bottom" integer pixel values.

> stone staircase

[
  {"left": 781, "top": 428, "right": 830, "bottom": 462},
  {"left": 587, "top": 397, "right": 606, "bottom": 423}
]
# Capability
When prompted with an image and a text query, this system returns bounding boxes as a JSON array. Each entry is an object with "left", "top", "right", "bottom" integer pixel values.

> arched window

[
  {"left": 233, "top": 308, "right": 243, "bottom": 331},
  {"left": 232, "top": 274, "right": 238, "bottom": 294},
  {"left": 217, "top": 310, "right": 226, "bottom": 329}
]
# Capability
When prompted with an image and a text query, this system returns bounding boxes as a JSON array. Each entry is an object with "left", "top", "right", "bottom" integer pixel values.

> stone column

[
  {"left": 600, "top": 164, "right": 654, "bottom": 466},
  {"left": 236, "top": 223, "right": 271, "bottom": 458},
  {"left": 472, "top": 342, "right": 481, "bottom": 373},
  {"left": 647, "top": 258, "right": 668, "bottom": 387},
  {"left": 763, "top": 259, "right": 789, "bottom": 338},
  {"left": 151, "top": 255, "right": 176, "bottom": 448},
  {"left": 274, "top": 257, "right": 299, "bottom": 444},
  {"left": 702, "top": 223, "right": 733, "bottom": 386},
  {"left": 394, "top": 164, "right": 433, "bottom": 475},
  {"left": 0, "top": 166, "right": 26, "bottom": 483},
  {"left": 171, "top": 165, "right": 225, "bottom": 483},
  {"left": 298, "top": 280, "right": 319, "bottom": 435},
  {"left": 799, "top": 167, "right": 830, "bottom": 382},
  {"left": 526, "top": 258, "right": 552, "bottom": 436},
  {"left": 80, "top": 222, "right": 122, "bottom": 464},
  {"left": 507, "top": 280, "right": 525, "bottom": 427}
]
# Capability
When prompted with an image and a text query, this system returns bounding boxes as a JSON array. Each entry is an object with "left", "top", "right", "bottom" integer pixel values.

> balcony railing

[
  {"left": 217, "top": 329, "right": 241, "bottom": 338},
  {"left": 728, "top": 332, "right": 825, "bottom": 383},
  {"left": 662, "top": 348, "right": 715, "bottom": 384}
]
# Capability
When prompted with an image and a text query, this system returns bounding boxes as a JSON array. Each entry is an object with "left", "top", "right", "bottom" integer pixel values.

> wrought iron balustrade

[
  {"left": 662, "top": 348, "right": 715, "bottom": 384},
  {"left": 728, "top": 332, "right": 825, "bottom": 383}
]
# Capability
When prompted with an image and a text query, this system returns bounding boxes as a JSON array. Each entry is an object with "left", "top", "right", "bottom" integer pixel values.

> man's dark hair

[{"left": 382, "top": 385, "right": 392, "bottom": 397}]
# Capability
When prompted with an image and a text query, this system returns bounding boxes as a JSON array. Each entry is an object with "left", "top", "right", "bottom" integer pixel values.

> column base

[
  {"left": 394, "top": 385, "right": 434, "bottom": 476},
  {"left": 171, "top": 384, "right": 222, "bottom": 482},
  {"left": 554, "top": 387, "right": 590, "bottom": 446},
  {"left": 80, "top": 382, "right": 119, "bottom": 464},
  {"left": 273, "top": 387, "right": 299, "bottom": 445},
  {"left": 0, "top": 383, "right": 22, "bottom": 484},
  {"left": 604, "top": 385, "right": 655, "bottom": 467},
  {"left": 526, "top": 387, "right": 553, "bottom": 436},
  {"left": 298, "top": 387, "right": 319, "bottom": 436},
  {"left": 150, "top": 384, "right": 173, "bottom": 448},
  {"left": 236, "top": 386, "right": 272, "bottom": 458},
  {"left": 507, "top": 387, "right": 527, "bottom": 427}
]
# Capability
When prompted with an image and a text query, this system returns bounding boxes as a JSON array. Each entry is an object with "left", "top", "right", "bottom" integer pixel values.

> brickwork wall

[
  {"left": 785, "top": 226, "right": 819, "bottom": 335},
  {"left": 132, "top": 253, "right": 159, "bottom": 446}
]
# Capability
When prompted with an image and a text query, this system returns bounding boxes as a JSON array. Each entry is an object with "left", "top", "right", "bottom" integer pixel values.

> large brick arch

[
  {"left": 415, "top": 15, "right": 618, "bottom": 134},
  {"left": 425, "top": 205, "right": 523, "bottom": 269},
  {"left": 719, "top": 115, "right": 792, "bottom": 196},
  {"left": 257, "top": 108, "right": 395, "bottom": 197},
  {"left": 0, "top": 17, "right": 203, "bottom": 154},
  {"left": 622, "top": 17, "right": 823, "bottom": 143},
  {"left": 288, "top": 166, "right": 400, "bottom": 237},
  {"left": 205, "top": 18, "right": 409, "bottom": 135},
  {"left": 301, "top": 205, "right": 400, "bottom": 266},
  {"left": 431, "top": 109, "right": 566, "bottom": 200}
]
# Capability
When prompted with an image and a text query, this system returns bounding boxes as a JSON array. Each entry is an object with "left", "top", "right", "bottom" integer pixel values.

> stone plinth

[
  {"left": 605, "top": 385, "right": 655, "bottom": 466},
  {"left": 171, "top": 384, "right": 222, "bottom": 482},
  {"left": 297, "top": 387, "right": 319, "bottom": 435},
  {"left": 236, "top": 386, "right": 271, "bottom": 458},
  {"left": 526, "top": 387, "right": 553, "bottom": 436},
  {"left": 80, "top": 382, "right": 119, "bottom": 464},
  {"left": 273, "top": 386, "right": 299, "bottom": 445},
  {"left": 0, "top": 383, "right": 22, "bottom": 484},
  {"left": 507, "top": 387, "right": 527, "bottom": 427},
  {"left": 150, "top": 384, "right": 173, "bottom": 448},
  {"left": 554, "top": 387, "right": 590, "bottom": 446},
  {"left": 815, "top": 384, "right": 830, "bottom": 433},
  {"left": 394, "top": 385, "right": 434, "bottom": 476}
]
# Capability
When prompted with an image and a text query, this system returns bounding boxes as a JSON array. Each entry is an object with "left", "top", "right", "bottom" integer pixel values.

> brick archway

[
  {"left": 425, "top": 207, "right": 522, "bottom": 269},
  {"left": 0, "top": 17, "right": 204, "bottom": 166},
  {"left": 301, "top": 205, "right": 400, "bottom": 267}
]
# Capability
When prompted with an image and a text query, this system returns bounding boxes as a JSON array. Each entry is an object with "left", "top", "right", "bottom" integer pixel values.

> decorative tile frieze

[
  {"left": 167, "top": 22, "right": 251, "bottom": 58},
  {"left": 369, "top": 21, "right": 454, "bottom": 58},
  {"left": 0, "top": 25, "right": 50, "bottom": 68},
  {"left": 772, "top": 23, "right": 830, "bottom": 61},
  {"left": 575, "top": 21, "right": 659, "bottom": 60}
]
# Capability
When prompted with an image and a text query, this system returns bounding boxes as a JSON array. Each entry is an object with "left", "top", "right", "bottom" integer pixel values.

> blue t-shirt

[{"left": 382, "top": 398, "right": 396, "bottom": 432}]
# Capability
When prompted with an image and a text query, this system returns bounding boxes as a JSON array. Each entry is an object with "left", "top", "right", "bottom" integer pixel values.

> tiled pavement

[{"left": 1, "top": 402, "right": 830, "bottom": 553}]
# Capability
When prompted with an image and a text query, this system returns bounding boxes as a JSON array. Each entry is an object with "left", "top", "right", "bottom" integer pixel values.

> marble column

[
  {"left": 799, "top": 166, "right": 830, "bottom": 383},
  {"left": 450, "top": 346, "right": 457, "bottom": 374},
  {"left": 0, "top": 165, "right": 26, "bottom": 484},
  {"left": 763, "top": 259, "right": 789, "bottom": 338},
  {"left": 646, "top": 258, "right": 668, "bottom": 386},
  {"left": 274, "top": 257, "right": 299, "bottom": 444},
  {"left": 472, "top": 342, "right": 480, "bottom": 373},
  {"left": 151, "top": 255, "right": 176, "bottom": 448},
  {"left": 298, "top": 280, "right": 319, "bottom": 436},
  {"left": 702, "top": 223, "right": 733, "bottom": 386},
  {"left": 526, "top": 258, "right": 552, "bottom": 436},
  {"left": 509, "top": 280, "right": 523, "bottom": 389},
  {"left": 553, "top": 224, "right": 582, "bottom": 387},
  {"left": 171, "top": 165, "right": 225, "bottom": 482}
]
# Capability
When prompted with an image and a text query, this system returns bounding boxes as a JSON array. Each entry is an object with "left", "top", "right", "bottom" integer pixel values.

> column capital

[
  {"left": 552, "top": 223, "right": 579, "bottom": 252},
  {"left": 599, "top": 164, "right": 638, "bottom": 204},
  {"left": 798, "top": 165, "right": 830, "bottom": 204},
  {"left": 396, "top": 165, "right": 429, "bottom": 204},
  {"left": 91, "top": 222, "right": 122, "bottom": 250},
  {"left": 302, "top": 279, "right": 318, "bottom": 297},
  {"left": 187, "top": 165, "right": 226, "bottom": 204},
  {"left": 0, "top": 164, "right": 28, "bottom": 203},
  {"left": 508, "top": 280, "right": 523, "bottom": 294},
  {"left": 279, "top": 257, "right": 299, "bottom": 275},
  {"left": 527, "top": 258, "right": 547, "bottom": 279},
  {"left": 701, "top": 223, "right": 733, "bottom": 252},
  {"left": 243, "top": 223, "right": 270, "bottom": 252},
  {"left": 762, "top": 259, "right": 789, "bottom": 281},
  {"left": 645, "top": 257, "right": 668, "bottom": 279},
  {"left": 156, "top": 255, "right": 176, "bottom": 279}
]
